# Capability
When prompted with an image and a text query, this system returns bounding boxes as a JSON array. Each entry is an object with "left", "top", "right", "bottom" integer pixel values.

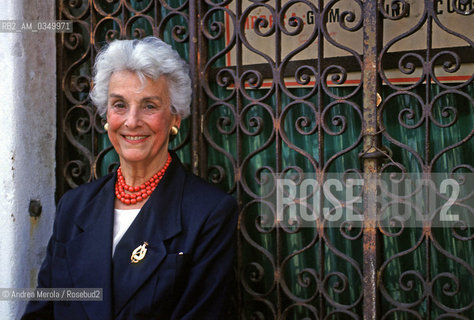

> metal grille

[{"left": 57, "top": 0, "right": 473, "bottom": 318}]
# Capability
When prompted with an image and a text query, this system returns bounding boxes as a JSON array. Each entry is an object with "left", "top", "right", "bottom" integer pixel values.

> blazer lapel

[
  {"left": 65, "top": 176, "right": 115, "bottom": 320},
  {"left": 112, "top": 154, "right": 185, "bottom": 316}
]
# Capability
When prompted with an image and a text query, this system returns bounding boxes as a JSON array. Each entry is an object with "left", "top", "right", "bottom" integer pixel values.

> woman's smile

[{"left": 122, "top": 135, "right": 149, "bottom": 142}]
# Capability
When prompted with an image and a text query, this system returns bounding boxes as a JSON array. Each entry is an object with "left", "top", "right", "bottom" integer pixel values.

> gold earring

[
  {"left": 104, "top": 122, "right": 109, "bottom": 131},
  {"left": 170, "top": 125, "right": 179, "bottom": 136}
]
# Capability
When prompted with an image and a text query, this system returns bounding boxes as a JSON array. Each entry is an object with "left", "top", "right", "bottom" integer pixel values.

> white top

[{"left": 112, "top": 208, "right": 141, "bottom": 256}]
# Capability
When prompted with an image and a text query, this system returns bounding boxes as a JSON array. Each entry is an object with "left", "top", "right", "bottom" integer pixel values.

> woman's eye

[
  {"left": 145, "top": 104, "right": 157, "bottom": 110},
  {"left": 113, "top": 102, "right": 125, "bottom": 109}
]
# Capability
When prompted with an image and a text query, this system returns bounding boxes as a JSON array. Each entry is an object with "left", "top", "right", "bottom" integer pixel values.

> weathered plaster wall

[{"left": 0, "top": 1, "right": 56, "bottom": 319}]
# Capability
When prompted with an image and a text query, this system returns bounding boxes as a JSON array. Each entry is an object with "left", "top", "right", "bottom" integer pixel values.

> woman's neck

[{"left": 119, "top": 152, "right": 169, "bottom": 187}]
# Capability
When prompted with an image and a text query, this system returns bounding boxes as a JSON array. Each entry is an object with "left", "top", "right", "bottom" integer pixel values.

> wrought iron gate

[{"left": 57, "top": 0, "right": 473, "bottom": 318}]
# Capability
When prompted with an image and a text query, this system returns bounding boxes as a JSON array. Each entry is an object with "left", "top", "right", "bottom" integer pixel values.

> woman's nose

[{"left": 125, "top": 107, "right": 142, "bottom": 128}]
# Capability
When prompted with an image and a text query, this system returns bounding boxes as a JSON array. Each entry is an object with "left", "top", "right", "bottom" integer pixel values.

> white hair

[{"left": 90, "top": 37, "right": 192, "bottom": 118}]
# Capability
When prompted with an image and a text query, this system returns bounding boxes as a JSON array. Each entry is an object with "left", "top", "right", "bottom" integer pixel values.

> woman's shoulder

[
  {"left": 178, "top": 170, "right": 238, "bottom": 235},
  {"left": 58, "top": 172, "right": 115, "bottom": 208},
  {"left": 183, "top": 170, "right": 228, "bottom": 195},
  {"left": 180, "top": 169, "right": 237, "bottom": 213}
]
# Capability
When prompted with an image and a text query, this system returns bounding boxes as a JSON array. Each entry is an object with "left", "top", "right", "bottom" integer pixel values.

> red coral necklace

[{"left": 115, "top": 153, "right": 172, "bottom": 205}]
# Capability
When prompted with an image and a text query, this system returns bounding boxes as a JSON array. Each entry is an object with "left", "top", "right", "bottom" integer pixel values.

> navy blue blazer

[{"left": 22, "top": 153, "right": 238, "bottom": 319}]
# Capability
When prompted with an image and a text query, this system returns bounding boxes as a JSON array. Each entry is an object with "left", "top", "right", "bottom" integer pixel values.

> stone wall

[{"left": 0, "top": 1, "right": 56, "bottom": 319}]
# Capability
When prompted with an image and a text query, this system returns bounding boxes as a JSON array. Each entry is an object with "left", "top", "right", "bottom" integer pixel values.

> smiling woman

[
  {"left": 22, "top": 37, "right": 238, "bottom": 320},
  {"left": 106, "top": 71, "right": 180, "bottom": 209}
]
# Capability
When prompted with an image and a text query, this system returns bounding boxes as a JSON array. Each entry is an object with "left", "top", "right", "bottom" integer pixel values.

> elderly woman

[{"left": 22, "top": 37, "right": 238, "bottom": 320}]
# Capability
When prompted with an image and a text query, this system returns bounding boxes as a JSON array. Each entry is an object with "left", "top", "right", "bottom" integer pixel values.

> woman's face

[{"left": 106, "top": 70, "right": 180, "bottom": 169}]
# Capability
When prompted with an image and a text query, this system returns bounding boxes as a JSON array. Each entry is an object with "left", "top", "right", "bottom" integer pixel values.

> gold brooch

[{"left": 131, "top": 241, "right": 148, "bottom": 263}]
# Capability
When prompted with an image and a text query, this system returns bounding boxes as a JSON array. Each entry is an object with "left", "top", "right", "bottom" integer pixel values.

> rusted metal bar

[
  {"left": 275, "top": 0, "right": 283, "bottom": 317},
  {"left": 361, "top": 0, "right": 381, "bottom": 319},
  {"left": 424, "top": 2, "right": 433, "bottom": 318},
  {"left": 235, "top": 0, "right": 245, "bottom": 316},
  {"left": 317, "top": 0, "right": 325, "bottom": 317},
  {"left": 189, "top": 0, "right": 200, "bottom": 177}
]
